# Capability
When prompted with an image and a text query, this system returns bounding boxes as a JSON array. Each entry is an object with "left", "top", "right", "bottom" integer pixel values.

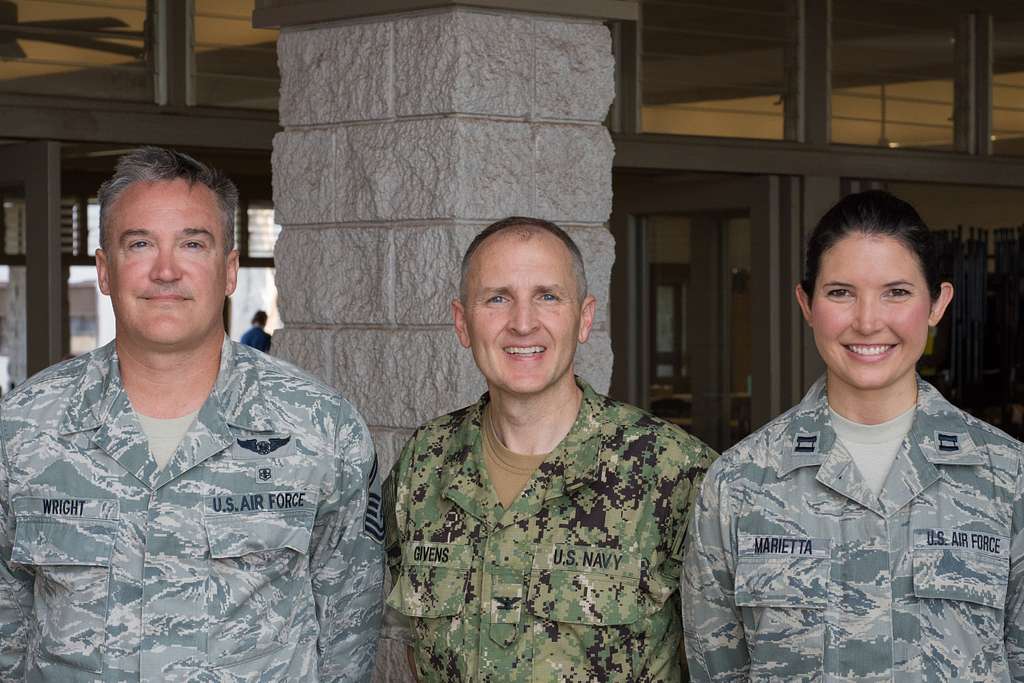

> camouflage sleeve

[
  {"left": 1005, "top": 454, "right": 1024, "bottom": 676},
  {"left": 664, "top": 441, "right": 716, "bottom": 683},
  {"left": 681, "top": 455, "right": 749, "bottom": 682},
  {"left": 381, "top": 447, "right": 415, "bottom": 644},
  {"left": 310, "top": 404, "right": 384, "bottom": 683},
  {"left": 0, "top": 408, "right": 31, "bottom": 679}
]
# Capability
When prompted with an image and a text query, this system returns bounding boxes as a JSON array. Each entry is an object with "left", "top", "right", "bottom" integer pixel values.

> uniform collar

[
  {"left": 441, "top": 376, "right": 605, "bottom": 527},
  {"left": 777, "top": 374, "right": 985, "bottom": 517},
  {"left": 58, "top": 336, "right": 276, "bottom": 436},
  {"left": 57, "top": 337, "right": 278, "bottom": 490}
]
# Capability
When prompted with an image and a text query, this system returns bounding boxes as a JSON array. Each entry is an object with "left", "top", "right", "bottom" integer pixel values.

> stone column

[{"left": 268, "top": 5, "right": 617, "bottom": 681}]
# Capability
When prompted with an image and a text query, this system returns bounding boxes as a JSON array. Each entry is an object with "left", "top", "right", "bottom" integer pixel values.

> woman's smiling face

[{"left": 796, "top": 233, "right": 953, "bottom": 406}]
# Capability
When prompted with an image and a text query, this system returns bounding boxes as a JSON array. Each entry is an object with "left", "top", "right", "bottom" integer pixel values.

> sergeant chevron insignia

[
  {"left": 363, "top": 454, "right": 384, "bottom": 544},
  {"left": 237, "top": 436, "right": 290, "bottom": 455}
]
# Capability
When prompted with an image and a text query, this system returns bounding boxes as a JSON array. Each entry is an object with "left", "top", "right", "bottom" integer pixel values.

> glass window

[
  {"left": 2, "top": 193, "right": 26, "bottom": 256},
  {"left": 192, "top": 0, "right": 278, "bottom": 110},
  {"left": 832, "top": 1, "right": 957, "bottom": 150},
  {"left": 0, "top": 0, "right": 151, "bottom": 101},
  {"left": 229, "top": 266, "right": 279, "bottom": 345},
  {"left": 885, "top": 181, "right": 1024, "bottom": 439},
  {"left": 245, "top": 202, "right": 280, "bottom": 258},
  {"left": 994, "top": 19, "right": 1024, "bottom": 156},
  {"left": 644, "top": 212, "right": 752, "bottom": 451},
  {"left": 640, "top": 0, "right": 798, "bottom": 140}
]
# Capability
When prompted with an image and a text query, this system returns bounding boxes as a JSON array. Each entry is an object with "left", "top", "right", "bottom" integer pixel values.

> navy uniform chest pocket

[
  {"left": 202, "top": 490, "right": 316, "bottom": 667},
  {"left": 11, "top": 497, "right": 119, "bottom": 674},
  {"left": 734, "top": 533, "right": 830, "bottom": 681},
  {"left": 386, "top": 541, "right": 473, "bottom": 679},
  {"left": 527, "top": 544, "right": 643, "bottom": 683}
]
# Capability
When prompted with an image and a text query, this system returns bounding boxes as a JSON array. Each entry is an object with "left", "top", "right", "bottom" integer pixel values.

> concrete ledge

[{"left": 254, "top": 0, "right": 637, "bottom": 28}]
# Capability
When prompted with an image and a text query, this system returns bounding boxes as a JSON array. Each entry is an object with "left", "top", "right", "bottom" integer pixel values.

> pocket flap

[
  {"left": 527, "top": 572, "right": 640, "bottom": 625},
  {"left": 913, "top": 543, "right": 1009, "bottom": 609},
  {"left": 386, "top": 564, "right": 469, "bottom": 618},
  {"left": 735, "top": 558, "right": 828, "bottom": 609},
  {"left": 204, "top": 493, "right": 316, "bottom": 558},
  {"left": 12, "top": 497, "right": 118, "bottom": 567}
]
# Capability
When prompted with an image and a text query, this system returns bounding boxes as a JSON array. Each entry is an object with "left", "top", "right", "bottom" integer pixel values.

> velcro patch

[
  {"left": 738, "top": 533, "right": 830, "bottom": 558},
  {"left": 915, "top": 527, "right": 1009, "bottom": 559},
  {"left": 206, "top": 490, "right": 313, "bottom": 514}
]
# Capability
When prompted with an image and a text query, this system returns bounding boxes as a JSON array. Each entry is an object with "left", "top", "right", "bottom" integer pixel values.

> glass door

[{"left": 0, "top": 141, "right": 64, "bottom": 385}]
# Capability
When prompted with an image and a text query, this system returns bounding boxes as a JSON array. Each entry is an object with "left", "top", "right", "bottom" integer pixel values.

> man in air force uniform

[
  {"left": 383, "top": 217, "right": 715, "bottom": 681},
  {"left": 0, "top": 147, "right": 382, "bottom": 682}
]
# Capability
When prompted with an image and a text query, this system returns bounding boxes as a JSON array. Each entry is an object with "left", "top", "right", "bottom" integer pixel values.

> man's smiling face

[{"left": 453, "top": 228, "right": 595, "bottom": 403}]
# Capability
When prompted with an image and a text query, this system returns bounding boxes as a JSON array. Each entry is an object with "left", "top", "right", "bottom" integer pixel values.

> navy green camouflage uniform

[
  {"left": 384, "top": 377, "right": 715, "bottom": 682},
  {"left": 0, "top": 338, "right": 383, "bottom": 682},
  {"left": 683, "top": 376, "right": 1024, "bottom": 682}
]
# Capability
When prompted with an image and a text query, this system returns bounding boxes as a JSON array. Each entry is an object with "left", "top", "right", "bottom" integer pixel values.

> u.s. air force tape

[{"left": 915, "top": 528, "right": 1009, "bottom": 559}]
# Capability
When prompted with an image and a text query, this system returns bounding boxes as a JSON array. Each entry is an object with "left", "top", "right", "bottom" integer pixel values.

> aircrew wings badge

[{"left": 237, "top": 436, "right": 290, "bottom": 455}]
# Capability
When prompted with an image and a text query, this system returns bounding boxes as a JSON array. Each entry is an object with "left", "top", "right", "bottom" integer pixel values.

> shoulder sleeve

[
  {"left": 0, "top": 406, "right": 32, "bottom": 680},
  {"left": 310, "top": 402, "right": 384, "bottom": 682},
  {"left": 1005, "top": 449, "right": 1024, "bottom": 677},
  {"left": 381, "top": 431, "right": 416, "bottom": 645},
  {"left": 682, "top": 451, "right": 750, "bottom": 682}
]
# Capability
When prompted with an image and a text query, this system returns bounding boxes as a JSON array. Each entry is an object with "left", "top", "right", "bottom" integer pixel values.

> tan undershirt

[
  {"left": 137, "top": 410, "right": 199, "bottom": 471},
  {"left": 481, "top": 406, "right": 549, "bottom": 509}
]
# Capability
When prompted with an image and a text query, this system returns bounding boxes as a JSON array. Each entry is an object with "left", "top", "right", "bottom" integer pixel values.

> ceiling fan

[{"left": 0, "top": 0, "right": 146, "bottom": 60}]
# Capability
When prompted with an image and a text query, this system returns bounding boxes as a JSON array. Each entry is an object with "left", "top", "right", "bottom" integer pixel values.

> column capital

[{"left": 253, "top": 0, "right": 638, "bottom": 28}]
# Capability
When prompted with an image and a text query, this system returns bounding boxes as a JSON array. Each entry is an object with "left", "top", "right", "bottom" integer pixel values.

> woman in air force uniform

[{"left": 682, "top": 190, "right": 1024, "bottom": 682}]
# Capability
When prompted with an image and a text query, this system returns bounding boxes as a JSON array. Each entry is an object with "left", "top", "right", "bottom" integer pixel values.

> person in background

[
  {"left": 0, "top": 147, "right": 382, "bottom": 681},
  {"left": 240, "top": 309, "right": 272, "bottom": 352},
  {"left": 384, "top": 216, "right": 715, "bottom": 682},
  {"left": 683, "top": 190, "right": 1024, "bottom": 681}
]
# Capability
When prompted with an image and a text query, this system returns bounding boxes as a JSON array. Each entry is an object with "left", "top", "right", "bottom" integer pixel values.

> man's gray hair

[
  {"left": 459, "top": 216, "right": 587, "bottom": 302},
  {"left": 97, "top": 146, "right": 238, "bottom": 253}
]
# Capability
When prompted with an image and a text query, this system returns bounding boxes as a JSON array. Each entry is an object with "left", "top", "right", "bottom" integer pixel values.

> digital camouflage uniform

[
  {"left": 384, "top": 377, "right": 715, "bottom": 682},
  {"left": 683, "top": 376, "right": 1024, "bottom": 682},
  {"left": 0, "top": 338, "right": 383, "bottom": 682}
]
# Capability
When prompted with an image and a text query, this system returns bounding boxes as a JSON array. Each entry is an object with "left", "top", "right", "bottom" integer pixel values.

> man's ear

[
  {"left": 96, "top": 249, "right": 111, "bottom": 295},
  {"left": 577, "top": 295, "right": 596, "bottom": 343},
  {"left": 452, "top": 299, "right": 472, "bottom": 349}
]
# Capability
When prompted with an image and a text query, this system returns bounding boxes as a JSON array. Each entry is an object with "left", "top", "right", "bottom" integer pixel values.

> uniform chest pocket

[
  {"left": 734, "top": 533, "right": 830, "bottom": 681},
  {"left": 912, "top": 533, "right": 1010, "bottom": 678},
  {"left": 527, "top": 544, "right": 642, "bottom": 683},
  {"left": 203, "top": 491, "right": 316, "bottom": 668},
  {"left": 11, "top": 497, "right": 119, "bottom": 674},
  {"left": 386, "top": 542, "right": 473, "bottom": 677}
]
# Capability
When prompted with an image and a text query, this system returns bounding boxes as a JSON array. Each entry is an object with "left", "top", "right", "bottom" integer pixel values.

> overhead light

[
  {"left": 888, "top": 141, "right": 900, "bottom": 148},
  {"left": 991, "top": 135, "right": 998, "bottom": 141}
]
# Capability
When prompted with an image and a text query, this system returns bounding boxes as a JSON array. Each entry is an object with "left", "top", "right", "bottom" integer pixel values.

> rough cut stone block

[
  {"left": 270, "top": 327, "right": 335, "bottom": 389},
  {"left": 393, "top": 223, "right": 480, "bottom": 325},
  {"left": 275, "top": 227, "right": 391, "bottom": 324},
  {"left": 335, "top": 119, "right": 531, "bottom": 221},
  {"left": 333, "top": 328, "right": 484, "bottom": 428},
  {"left": 394, "top": 10, "right": 531, "bottom": 117},
  {"left": 565, "top": 225, "right": 615, "bottom": 324},
  {"left": 574, "top": 328, "right": 613, "bottom": 394},
  {"left": 534, "top": 124, "right": 613, "bottom": 223},
  {"left": 373, "top": 627, "right": 416, "bottom": 683},
  {"left": 272, "top": 130, "right": 335, "bottom": 225},
  {"left": 279, "top": 22, "right": 392, "bottom": 126},
  {"left": 370, "top": 427, "right": 414, "bottom": 476},
  {"left": 534, "top": 19, "right": 614, "bottom": 122}
]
